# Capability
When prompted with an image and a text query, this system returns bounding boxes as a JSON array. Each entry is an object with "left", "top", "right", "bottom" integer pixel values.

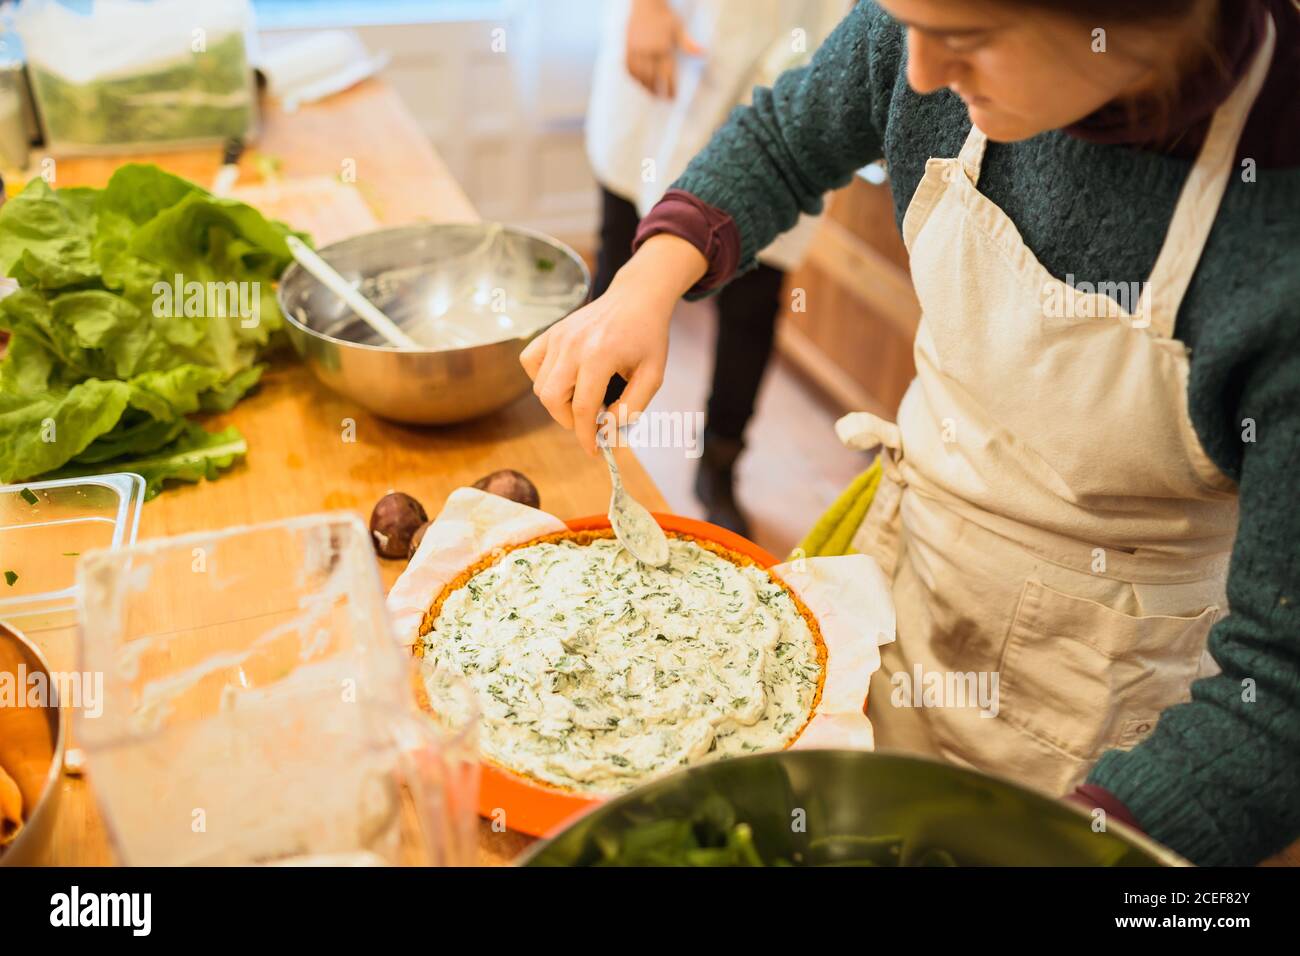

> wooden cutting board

[{"left": 230, "top": 176, "right": 379, "bottom": 246}]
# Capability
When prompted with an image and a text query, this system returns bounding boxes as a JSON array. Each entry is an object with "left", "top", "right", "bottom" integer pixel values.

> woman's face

[{"left": 877, "top": 0, "right": 1171, "bottom": 141}]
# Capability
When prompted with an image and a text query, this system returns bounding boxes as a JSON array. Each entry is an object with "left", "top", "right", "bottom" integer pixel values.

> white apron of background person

[
  {"left": 586, "top": 0, "right": 848, "bottom": 271},
  {"left": 836, "top": 19, "right": 1275, "bottom": 796}
]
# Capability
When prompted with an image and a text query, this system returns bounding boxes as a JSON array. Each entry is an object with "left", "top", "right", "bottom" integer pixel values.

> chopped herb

[
  {"left": 19, "top": 487, "right": 38, "bottom": 505},
  {"left": 535, "top": 257, "right": 555, "bottom": 272},
  {"left": 3, "top": 570, "right": 16, "bottom": 586}
]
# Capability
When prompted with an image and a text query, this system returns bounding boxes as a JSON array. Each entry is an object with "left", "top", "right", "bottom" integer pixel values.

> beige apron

[{"left": 842, "top": 21, "right": 1275, "bottom": 796}]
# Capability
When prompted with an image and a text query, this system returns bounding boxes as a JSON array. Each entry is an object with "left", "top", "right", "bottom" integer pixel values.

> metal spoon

[
  {"left": 598, "top": 430, "right": 669, "bottom": 567},
  {"left": 285, "top": 235, "right": 423, "bottom": 350}
]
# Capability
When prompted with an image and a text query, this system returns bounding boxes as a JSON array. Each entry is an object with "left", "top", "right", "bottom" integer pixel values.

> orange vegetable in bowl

[
  {"left": 0, "top": 765, "right": 21, "bottom": 846},
  {"left": 0, "top": 631, "right": 57, "bottom": 826}
]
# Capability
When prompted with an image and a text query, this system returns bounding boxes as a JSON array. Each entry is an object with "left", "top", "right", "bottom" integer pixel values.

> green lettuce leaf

[
  {"left": 71, "top": 416, "right": 189, "bottom": 465},
  {"left": 0, "top": 181, "right": 100, "bottom": 289},
  {"left": 198, "top": 364, "right": 265, "bottom": 412},
  {"left": 0, "top": 379, "right": 132, "bottom": 482},
  {"left": 49, "top": 423, "right": 248, "bottom": 499},
  {"left": 123, "top": 366, "right": 225, "bottom": 420},
  {"left": 0, "top": 163, "right": 307, "bottom": 493}
]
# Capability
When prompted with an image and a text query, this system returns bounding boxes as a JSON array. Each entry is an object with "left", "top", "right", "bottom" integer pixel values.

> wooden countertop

[{"left": 29, "top": 79, "right": 665, "bottom": 867}]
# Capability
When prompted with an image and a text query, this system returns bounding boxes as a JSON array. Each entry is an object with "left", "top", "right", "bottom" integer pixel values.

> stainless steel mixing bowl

[
  {"left": 0, "top": 621, "right": 66, "bottom": 867},
  {"left": 521, "top": 749, "right": 1187, "bottom": 866},
  {"left": 277, "top": 223, "right": 589, "bottom": 425}
]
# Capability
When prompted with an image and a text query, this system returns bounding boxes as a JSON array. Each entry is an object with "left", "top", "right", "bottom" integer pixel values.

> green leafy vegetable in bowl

[
  {"left": 0, "top": 164, "right": 308, "bottom": 497},
  {"left": 585, "top": 794, "right": 958, "bottom": 867}
]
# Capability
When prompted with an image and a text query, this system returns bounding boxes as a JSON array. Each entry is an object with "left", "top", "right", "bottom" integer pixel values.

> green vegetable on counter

[
  {"left": 0, "top": 163, "right": 309, "bottom": 497},
  {"left": 4, "top": 571, "right": 16, "bottom": 587}
]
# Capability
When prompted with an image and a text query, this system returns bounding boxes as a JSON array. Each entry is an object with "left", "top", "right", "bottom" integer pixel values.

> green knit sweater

[{"left": 672, "top": 2, "right": 1300, "bottom": 866}]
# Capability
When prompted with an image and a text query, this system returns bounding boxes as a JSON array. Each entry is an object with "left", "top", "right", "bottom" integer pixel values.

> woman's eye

[{"left": 944, "top": 35, "right": 988, "bottom": 53}]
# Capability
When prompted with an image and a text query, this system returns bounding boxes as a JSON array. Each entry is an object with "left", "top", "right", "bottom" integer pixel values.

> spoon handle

[
  {"left": 596, "top": 426, "right": 625, "bottom": 486},
  {"left": 286, "top": 236, "right": 421, "bottom": 350}
]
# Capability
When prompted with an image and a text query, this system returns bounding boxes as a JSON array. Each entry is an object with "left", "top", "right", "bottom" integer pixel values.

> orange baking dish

[{"left": 473, "top": 512, "right": 783, "bottom": 838}]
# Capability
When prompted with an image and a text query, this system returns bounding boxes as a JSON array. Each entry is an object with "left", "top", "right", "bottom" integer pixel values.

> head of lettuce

[{"left": 0, "top": 164, "right": 308, "bottom": 497}]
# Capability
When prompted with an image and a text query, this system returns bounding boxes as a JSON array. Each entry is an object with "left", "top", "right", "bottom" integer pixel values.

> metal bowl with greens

[{"left": 521, "top": 750, "right": 1186, "bottom": 867}]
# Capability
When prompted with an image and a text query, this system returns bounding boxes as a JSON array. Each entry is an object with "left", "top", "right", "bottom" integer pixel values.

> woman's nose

[{"left": 905, "top": 30, "right": 952, "bottom": 94}]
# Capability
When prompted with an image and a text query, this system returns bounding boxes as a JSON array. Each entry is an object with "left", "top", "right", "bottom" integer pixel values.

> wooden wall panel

[{"left": 779, "top": 175, "right": 918, "bottom": 421}]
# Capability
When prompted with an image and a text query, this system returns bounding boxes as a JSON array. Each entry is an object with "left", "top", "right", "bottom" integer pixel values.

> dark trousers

[{"left": 595, "top": 186, "right": 782, "bottom": 443}]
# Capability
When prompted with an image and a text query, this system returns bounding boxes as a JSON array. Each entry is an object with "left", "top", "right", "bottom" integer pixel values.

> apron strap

[
  {"left": 957, "top": 123, "right": 988, "bottom": 186},
  {"left": 1137, "top": 14, "right": 1276, "bottom": 338}
]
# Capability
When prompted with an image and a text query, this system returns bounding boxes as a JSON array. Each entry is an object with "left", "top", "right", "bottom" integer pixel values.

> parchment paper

[{"left": 387, "top": 487, "right": 895, "bottom": 750}]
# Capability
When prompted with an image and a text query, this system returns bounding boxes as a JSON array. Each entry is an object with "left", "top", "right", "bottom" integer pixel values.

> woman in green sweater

[{"left": 522, "top": 0, "right": 1299, "bottom": 866}]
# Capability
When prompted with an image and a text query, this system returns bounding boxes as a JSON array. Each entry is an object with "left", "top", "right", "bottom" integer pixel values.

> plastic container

[
  {"left": 0, "top": 473, "right": 145, "bottom": 669},
  {"left": 0, "top": 473, "right": 144, "bottom": 864},
  {"left": 0, "top": 60, "right": 31, "bottom": 169},
  {"left": 76, "top": 512, "right": 479, "bottom": 865},
  {"left": 16, "top": 0, "right": 258, "bottom": 156}
]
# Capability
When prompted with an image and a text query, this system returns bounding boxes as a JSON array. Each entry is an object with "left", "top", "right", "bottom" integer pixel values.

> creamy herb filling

[{"left": 421, "top": 537, "right": 820, "bottom": 793}]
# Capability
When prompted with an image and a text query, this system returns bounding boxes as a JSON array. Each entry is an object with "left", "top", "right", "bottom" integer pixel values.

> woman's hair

[
  {"left": 1012, "top": 0, "right": 1213, "bottom": 19},
  {"left": 1004, "top": 0, "right": 1229, "bottom": 136}
]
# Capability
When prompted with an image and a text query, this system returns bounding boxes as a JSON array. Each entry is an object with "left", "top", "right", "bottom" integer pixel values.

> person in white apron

[
  {"left": 522, "top": 0, "right": 1297, "bottom": 863},
  {"left": 839, "top": 18, "right": 1275, "bottom": 795}
]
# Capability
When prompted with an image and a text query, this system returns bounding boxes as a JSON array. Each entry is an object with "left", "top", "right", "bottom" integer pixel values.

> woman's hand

[
  {"left": 625, "top": 0, "right": 704, "bottom": 99},
  {"left": 521, "top": 233, "right": 707, "bottom": 455}
]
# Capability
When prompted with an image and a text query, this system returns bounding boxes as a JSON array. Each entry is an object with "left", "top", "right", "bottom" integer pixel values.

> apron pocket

[{"left": 997, "top": 580, "right": 1218, "bottom": 762}]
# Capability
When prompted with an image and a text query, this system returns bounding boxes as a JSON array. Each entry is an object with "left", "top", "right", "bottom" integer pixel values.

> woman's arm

[{"left": 521, "top": 233, "right": 705, "bottom": 453}]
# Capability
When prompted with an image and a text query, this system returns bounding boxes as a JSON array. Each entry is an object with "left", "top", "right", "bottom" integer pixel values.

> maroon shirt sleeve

[
  {"left": 1068, "top": 783, "right": 1145, "bottom": 833},
  {"left": 632, "top": 188, "right": 742, "bottom": 297}
]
